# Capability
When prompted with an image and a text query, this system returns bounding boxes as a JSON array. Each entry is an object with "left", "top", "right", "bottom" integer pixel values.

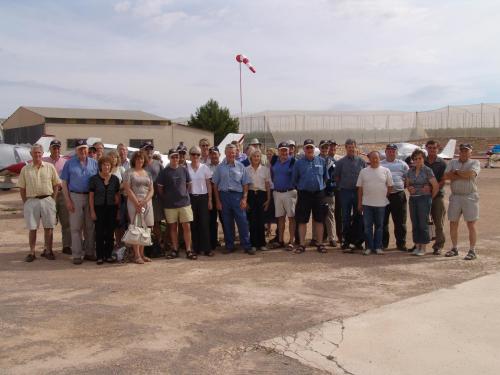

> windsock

[{"left": 235, "top": 54, "right": 256, "bottom": 73}]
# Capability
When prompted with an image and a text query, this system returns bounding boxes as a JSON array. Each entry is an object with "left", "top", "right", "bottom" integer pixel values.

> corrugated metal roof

[{"left": 23, "top": 106, "right": 168, "bottom": 121}]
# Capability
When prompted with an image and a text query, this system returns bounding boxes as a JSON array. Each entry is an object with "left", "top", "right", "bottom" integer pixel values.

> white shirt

[
  {"left": 356, "top": 166, "right": 393, "bottom": 207},
  {"left": 246, "top": 164, "right": 271, "bottom": 191},
  {"left": 187, "top": 163, "right": 212, "bottom": 195}
]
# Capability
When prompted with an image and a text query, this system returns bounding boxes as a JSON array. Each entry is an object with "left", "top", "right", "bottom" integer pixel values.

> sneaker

[
  {"left": 415, "top": 249, "right": 425, "bottom": 256},
  {"left": 411, "top": 246, "right": 419, "bottom": 255},
  {"left": 329, "top": 239, "right": 337, "bottom": 248},
  {"left": 341, "top": 242, "right": 350, "bottom": 250},
  {"left": 96, "top": 259, "right": 104, "bottom": 265},
  {"left": 354, "top": 242, "right": 364, "bottom": 250},
  {"left": 464, "top": 250, "right": 477, "bottom": 260},
  {"left": 375, "top": 248, "right": 384, "bottom": 255},
  {"left": 73, "top": 258, "right": 83, "bottom": 265},
  {"left": 25, "top": 253, "right": 36, "bottom": 262},
  {"left": 363, "top": 249, "right": 371, "bottom": 256},
  {"left": 245, "top": 247, "right": 256, "bottom": 255},
  {"left": 257, "top": 246, "right": 267, "bottom": 251}
]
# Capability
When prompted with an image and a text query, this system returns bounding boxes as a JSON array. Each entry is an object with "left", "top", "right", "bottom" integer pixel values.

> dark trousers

[
  {"left": 209, "top": 193, "right": 224, "bottom": 250},
  {"left": 334, "top": 189, "right": 343, "bottom": 242},
  {"left": 431, "top": 195, "right": 446, "bottom": 250},
  {"left": 247, "top": 190, "right": 267, "bottom": 248},
  {"left": 382, "top": 191, "right": 407, "bottom": 248},
  {"left": 340, "top": 188, "right": 364, "bottom": 245},
  {"left": 190, "top": 194, "right": 211, "bottom": 254},
  {"left": 409, "top": 195, "right": 432, "bottom": 244},
  {"left": 95, "top": 205, "right": 116, "bottom": 260}
]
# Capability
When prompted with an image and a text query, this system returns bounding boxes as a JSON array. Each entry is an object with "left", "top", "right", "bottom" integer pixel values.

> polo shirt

[
  {"left": 60, "top": 156, "right": 98, "bottom": 193},
  {"left": 212, "top": 159, "right": 251, "bottom": 192},
  {"left": 425, "top": 156, "right": 447, "bottom": 196},
  {"left": 271, "top": 157, "right": 294, "bottom": 191},
  {"left": 292, "top": 156, "right": 327, "bottom": 192},
  {"left": 445, "top": 159, "right": 481, "bottom": 195},
  {"left": 246, "top": 164, "right": 271, "bottom": 191},
  {"left": 334, "top": 155, "right": 367, "bottom": 190},
  {"left": 17, "top": 162, "right": 60, "bottom": 197},
  {"left": 380, "top": 159, "right": 409, "bottom": 192},
  {"left": 157, "top": 166, "right": 191, "bottom": 208}
]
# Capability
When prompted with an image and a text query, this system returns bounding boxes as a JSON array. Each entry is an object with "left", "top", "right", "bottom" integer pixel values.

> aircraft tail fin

[{"left": 440, "top": 139, "right": 456, "bottom": 159}]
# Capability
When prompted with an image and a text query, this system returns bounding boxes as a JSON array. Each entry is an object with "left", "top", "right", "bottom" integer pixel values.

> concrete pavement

[{"left": 262, "top": 272, "right": 500, "bottom": 375}]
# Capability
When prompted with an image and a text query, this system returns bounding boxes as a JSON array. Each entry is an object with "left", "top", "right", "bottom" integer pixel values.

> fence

[{"left": 238, "top": 103, "right": 500, "bottom": 147}]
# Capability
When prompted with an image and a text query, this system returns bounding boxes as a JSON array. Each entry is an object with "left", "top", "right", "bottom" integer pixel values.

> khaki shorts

[
  {"left": 23, "top": 197, "right": 57, "bottom": 230},
  {"left": 448, "top": 193, "right": 479, "bottom": 222},
  {"left": 164, "top": 206, "right": 193, "bottom": 224},
  {"left": 273, "top": 189, "right": 297, "bottom": 218}
]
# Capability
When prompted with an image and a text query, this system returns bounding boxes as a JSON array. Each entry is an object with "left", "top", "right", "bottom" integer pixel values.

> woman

[
  {"left": 246, "top": 149, "right": 271, "bottom": 250},
  {"left": 89, "top": 156, "right": 121, "bottom": 265},
  {"left": 187, "top": 146, "right": 214, "bottom": 256},
  {"left": 406, "top": 149, "right": 438, "bottom": 256},
  {"left": 123, "top": 151, "right": 154, "bottom": 264},
  {"left": 108, "top": 150, "right": 126, "bottom": 247}
]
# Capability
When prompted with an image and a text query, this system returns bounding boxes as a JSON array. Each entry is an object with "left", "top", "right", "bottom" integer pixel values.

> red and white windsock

[{"left": 236, "top": 54, "right": 256, "bottom": 73}]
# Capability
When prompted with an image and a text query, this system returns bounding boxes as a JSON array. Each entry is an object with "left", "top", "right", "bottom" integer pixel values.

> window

[
  {"left": 151, "top": 120, "right": 160, "bottom": 125},
  {"left": 116, "top": 119, "right": 125, "bottom": 125},
  {"left": 134, "top": 120, "right": 143, "bottom": 125},
  {"left": 67, "top": 139, "right": 80, "bottom": 149},
  {"left": 96, "top": 119, "right": 105, "bottom": 124},
  {"left": 46, "top": 118, "right": 65, "bottom": 124},
  {"left": 129, "top": 139, "right": 153, "bottom": 148},
  {"left": 76, "top": 119, "right": 87, "bottom": 124}
]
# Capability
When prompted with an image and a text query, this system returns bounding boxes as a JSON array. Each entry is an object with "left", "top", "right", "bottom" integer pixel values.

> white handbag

[{"left": 122, "top": 211, "right": 152, "bottom": 246}]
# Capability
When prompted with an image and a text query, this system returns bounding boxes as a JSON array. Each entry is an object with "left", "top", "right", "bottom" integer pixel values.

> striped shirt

[{"left": 445, "top": 159, "right": 480, "bottom": 195}]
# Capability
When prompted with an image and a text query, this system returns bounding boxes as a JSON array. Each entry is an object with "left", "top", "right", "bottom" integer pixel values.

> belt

[
  {"left": 275, "top": 188, "right": 294, "bottom": 193},
  {"left": 226, "top": 190, "right": 242, "bottom": 193},
  {"left": 190, "top": 193, "right": 207, "bottom": 197},
  {"left": 250, "top": 189, "right": 266, "bottom": 193},
  {"left": 70, "top": 191, "right": 89, "bottom": 194},
  {"left": 34, "top": 195, "right": 50, "bottom": 199}
]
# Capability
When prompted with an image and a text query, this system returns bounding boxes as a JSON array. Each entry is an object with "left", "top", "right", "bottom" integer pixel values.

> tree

[{"left": 188, "top": 99, "right": 239, "bottom": 145}]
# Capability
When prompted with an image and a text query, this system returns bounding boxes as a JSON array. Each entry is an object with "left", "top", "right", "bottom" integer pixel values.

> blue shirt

[
  {"left": 272, "top": 157, "right": 295, "bottom": 191},
  {"left": 60, "top": 156, "right": 98, "bottom": 193},
  {"left": 380, "top": 159, "right": 409, "bottom": 192},
  {"left": 334, "top": 155, "right": 367, "bottom": 190},
  {"left": 292, "top": 156, "right": 327, "bottom": 192},
  {"left": 213, "top": 159, "right": 251, "bottom": 192}
]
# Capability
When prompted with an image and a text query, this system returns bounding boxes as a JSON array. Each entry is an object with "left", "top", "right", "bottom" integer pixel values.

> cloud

[{"left": 114, "top": 1, "right": 131, "bottom": 13}]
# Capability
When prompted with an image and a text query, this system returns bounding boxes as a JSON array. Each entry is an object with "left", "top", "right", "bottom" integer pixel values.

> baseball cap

[
  {"left": 386, "top": 143, "right": 398, "bottom": 150},
  {"left": 328, "top": 139, "right": 338, "bottom": 146},
  {"left": 459, "top": 143, "right": 472, "bottom": 150},
  {"left": 75, "top": 139, "right": 88, "bottom": 149},
  {"left": 303, "top": 139, "right": 315, "bottom": 147},
  {"left": 140, "top": 141, "right": 154, "bottom": 149},
  {"left": 287, "top": 140, "right": 296, "bottom": 146},
  {"left": 209, "top": 146, "right": 220, "bottom": 153},
  {"left": 176, "top": 145, "right": 188, "bottom": 154},
  {"left": 168, "top": 148, "right": 179, "bottom": 156},
  {"left": 277, "top": 141, "right": 289, "bottom": 149},
  {"left": 319, "top": 140, "right": 330, "bottom": 148},
  {"left": 50, "top": 139, "right": 62, "bottom": 147}
]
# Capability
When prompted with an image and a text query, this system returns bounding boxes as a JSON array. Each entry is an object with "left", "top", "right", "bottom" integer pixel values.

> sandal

[
  {"left": 186, "top": 251, "right": 198, "bottom": 260},
  {"left": 316, "top": 244, "right": 327, "bottom": 253},
  {"left": 445, "top": 248, "right": 458, "bottom": 257},
  {"left": 25, "top": 253, "right": 36, "bottom": 262},
  {"left": 293, "top": 245, "right": 305, "bottom": 254},
  {"left": 464, "top": 250, "right": 477, "bottom": 261},
  {"left": 285, "top": 243, "right": 295, "bottom": 251},
  {"left": 142, "top": 256, "right": 152, "bottom": 262},
  {"left": 134, "top": 257, "right": 144, "bottom": 264},
  {"left": 166, "top": 250, "right": 179, "bottom": 259}
]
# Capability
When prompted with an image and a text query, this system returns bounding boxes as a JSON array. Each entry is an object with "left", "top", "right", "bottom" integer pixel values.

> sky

[{"left": 1, "top": 0, "right": 499, "bottom": 119}]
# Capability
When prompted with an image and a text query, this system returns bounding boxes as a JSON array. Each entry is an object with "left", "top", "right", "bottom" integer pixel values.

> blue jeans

[
  {"left": 340, "top": 189, "right": 364, "bottom": 245},
  {"left": 219, "top": 191, "right": 251, "bottom": 250},
  {"left": 363, "top": 205, "right": 385, "bottom": 250},
  {"left": 409, "top": 195, "right": 432, "bottom": 244}
]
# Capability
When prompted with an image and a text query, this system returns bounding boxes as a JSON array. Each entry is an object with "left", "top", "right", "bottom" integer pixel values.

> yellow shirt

[{"left": 17, "top": 162, "right": 61, "bottom": 198}]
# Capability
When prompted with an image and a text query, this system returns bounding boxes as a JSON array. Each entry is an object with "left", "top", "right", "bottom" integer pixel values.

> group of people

[{"left": 18, "top": 134, "right": 481, "bottom": 265}]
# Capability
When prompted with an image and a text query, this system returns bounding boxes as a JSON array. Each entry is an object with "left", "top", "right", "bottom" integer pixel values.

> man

[
  {"left": 318, "top": 140, "right": 337, "bottom": 247},
  {"left": 381, "top": 143, "right": 409, "bottom": 251},
  {"left": 60, "top": 139, "right": 98, "bottom": 265},
  {"left": 18, "top": 144, "right": 61, "bottom": 262},
  {"left": 93, "top": 142, "right": 105, "bottom": 160},
  {"left": 269, "top": 141, "right": 297, "bottom": 250},
  {"left": 248, "top": 138, "right": 262, "bottom": 151},
  {"left": 334, "top": 138, "right": 367, "bottom": 252},
  {"left": 117, "top": 143, "right": 130, "bottom": 170},
  {"left": 199, "top": 138, "right": 211, "bottom": 165},
  {"left": 357, "top": 151, "right": 393, "bottom": 255},
  {"left": 232, "top": 140, "right": 247, "bottom": 163},
  {"left": 158, "top": 148, "right": 196, "bottom": 259},
  {"left": 443, "top": 143, "right": 481, "bottom": 260},
  {"left": 425, "top": 140, "right": 448, "bottom": 255},
  {"left": 176, "top": 144, "right": 191, "bottom": 167},
  {"left": 292, "top": 139, "right": 328, "bottom": 254},
  {"left": 207, "top": 146, "right": 224, "bottom": 250},
  {"left": 212, "top": 144, "right": 254, "bottom": 255},
  {"left": 42, "top": 139, "right": 72, "bottom": 255},
  {"left": 328, "top": 140, "right": 343, "bottom": 244},
  {"left": 141, "top": 141, "right": 164, "bottom": 244}
]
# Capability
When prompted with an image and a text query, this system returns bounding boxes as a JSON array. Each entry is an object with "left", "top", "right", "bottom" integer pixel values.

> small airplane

[{"left": 378, "top": 139, "right": 457, "bottom": 161}]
